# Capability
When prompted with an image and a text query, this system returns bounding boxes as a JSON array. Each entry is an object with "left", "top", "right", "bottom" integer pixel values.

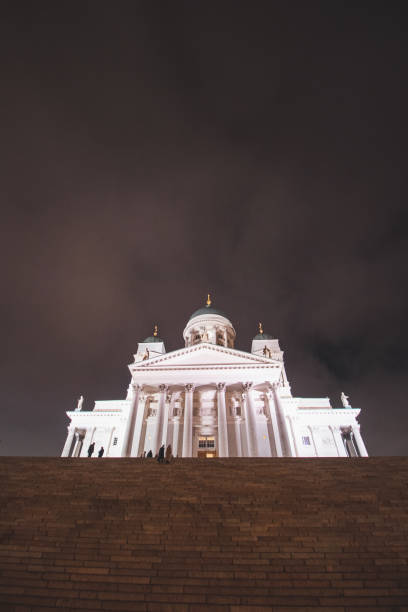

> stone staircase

[{"left": 1, "top": 457, "right": 408, "bottom": 611}]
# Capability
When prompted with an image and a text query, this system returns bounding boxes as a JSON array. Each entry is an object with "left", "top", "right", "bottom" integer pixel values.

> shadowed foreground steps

[{"left": 1, "top": 457, "right": 408, "bottom": 611}]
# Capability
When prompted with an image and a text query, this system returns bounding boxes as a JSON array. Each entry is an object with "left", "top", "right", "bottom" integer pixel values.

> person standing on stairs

[{"left": 157, "top": 444, "right": 165, "bottom": 463}]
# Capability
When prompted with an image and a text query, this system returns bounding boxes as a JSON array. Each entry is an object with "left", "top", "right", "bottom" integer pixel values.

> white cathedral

[{"left": 62, "top": 296, "right": 368, "bottom": 459}]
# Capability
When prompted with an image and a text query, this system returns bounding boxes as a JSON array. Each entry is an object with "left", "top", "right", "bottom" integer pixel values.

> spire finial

[
  {"left": 153, "top": 324, "right": 158, "bottom": 337},
  {"left": 258, "top": 322, "right": 264, "bottom": 335},
  {"left": 206, "top": 293, "right": 212, "bottom": 307}
]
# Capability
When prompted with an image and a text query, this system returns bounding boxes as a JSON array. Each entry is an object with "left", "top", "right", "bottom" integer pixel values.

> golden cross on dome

[
  {"left": 258, "top": 322, "right": 264, "bottom": 335},
  {"left": 153, "top": 324, "right": 158, "bottom": 337},
  {"left": 206, "top": 293, "right": 212, "bottom": 307}
]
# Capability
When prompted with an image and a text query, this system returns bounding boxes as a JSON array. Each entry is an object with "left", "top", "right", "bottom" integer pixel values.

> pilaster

[
  {"left": 130, "top": 392, "right": 147, "bottom": 457},
  {"left": 272, "top": 384, "right": 292, "bottom": 457},
  {"left": 307, "top": 425, "right": 319, "bottom": 457},
  {"left": 329, "top": 425, "right": 343, "bottom": 457},
  {"left": 121, "top": 383, "right": 141, "bottom": 457},
  {"left": 352, "top": 425, "right": 368, "bottom": 457},
  {"left": 61, "top": 427, "right": 75, "bottom": 457}
]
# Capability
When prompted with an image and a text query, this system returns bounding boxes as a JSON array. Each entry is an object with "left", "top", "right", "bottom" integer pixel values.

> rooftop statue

[
  {"left": 75, "top": 395, "right": 84, "bottom": 411},
  {"left": 341, "top": 392, "right": 350, "bottom": 407}
]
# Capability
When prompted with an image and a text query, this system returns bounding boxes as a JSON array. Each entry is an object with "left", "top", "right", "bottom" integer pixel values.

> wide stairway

[{"left": 1, "top": 457, "right": 408, "bottom": 611}]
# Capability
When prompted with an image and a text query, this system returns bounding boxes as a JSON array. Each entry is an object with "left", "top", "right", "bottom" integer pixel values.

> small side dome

[
  {"left": 253, "top": 322, "right": 273, "bottom": 340},
  {"left": 143, "top": 335, "right": 162, "bottom": 343}
]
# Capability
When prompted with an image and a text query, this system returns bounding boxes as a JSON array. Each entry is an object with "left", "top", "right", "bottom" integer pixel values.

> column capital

[
  {"left": 159, "top": 384, "right": 169, "bottom": 393},
  {"left": 217, "top": 382, "right": 226, "bottom": 391},
  {"left": 243, "top": 382, "right": 253, "bottom": 392},
  {"left": 185, "top": 383, "right": 195, "bottom": 392}
]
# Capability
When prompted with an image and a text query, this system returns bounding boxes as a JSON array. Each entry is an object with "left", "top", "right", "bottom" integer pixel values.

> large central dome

[{"left": 184, "top": 295, "right": 235, "bottom": 348}]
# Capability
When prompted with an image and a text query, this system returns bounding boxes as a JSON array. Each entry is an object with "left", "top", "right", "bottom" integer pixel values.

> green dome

[
  {"left": 253, "top": 332, "right": 273, "bottom": 340},
  {"left": 143, "top": 335, "right": 163, "bottom": 343},
  {"left": 189, "top": 305, "right": 228, "bottom": 320}
]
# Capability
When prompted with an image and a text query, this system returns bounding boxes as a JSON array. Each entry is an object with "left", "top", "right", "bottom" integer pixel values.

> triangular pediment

[{"left": 133, "top": 343, "right": 276, "bottom": 369}]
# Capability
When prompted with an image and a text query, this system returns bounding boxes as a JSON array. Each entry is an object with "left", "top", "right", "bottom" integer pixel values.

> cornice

[
  {"left": 132, "top": 364, "right": 280, "bottom": 372},
  {"left": 67, "top": 411, "right": 124, "bottom": 419},
  {"left": 293, "top": 408, "right": 361, "bottom": 417},
  {"left": 131, "top": 343, "right": 279, "bottom": 370}
]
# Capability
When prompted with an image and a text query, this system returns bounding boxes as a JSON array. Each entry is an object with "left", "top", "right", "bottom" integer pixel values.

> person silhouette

[
  {"left": 165, "top": 444, "right": 172, "bottom": 464},
  {"left": 157, "top": 444, "right": 165, "bottom": 463},
  {"left": 87, "top": 442, "right": 95, "bottom": 458},
  {"left": 98, "top": 447, "right": 104, "bottom": 458}
]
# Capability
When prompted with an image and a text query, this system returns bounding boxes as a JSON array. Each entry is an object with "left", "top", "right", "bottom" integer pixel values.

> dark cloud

[{"left": 0, "top": 1, "right": 407, "bottom": 456}]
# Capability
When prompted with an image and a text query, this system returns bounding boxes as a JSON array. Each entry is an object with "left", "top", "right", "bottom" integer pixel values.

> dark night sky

[{"left": 1, "top": 1, "right": 407, "bottom": 456}]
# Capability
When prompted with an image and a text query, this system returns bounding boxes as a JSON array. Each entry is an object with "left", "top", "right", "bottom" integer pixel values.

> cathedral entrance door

[{"left": 197, "top": 435, "right": 216, "bottom": 458}]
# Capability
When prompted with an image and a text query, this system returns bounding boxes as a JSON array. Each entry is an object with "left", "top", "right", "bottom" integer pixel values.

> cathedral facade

[{"left": 61, "top": 298, "right": 368, "bottom": 459}]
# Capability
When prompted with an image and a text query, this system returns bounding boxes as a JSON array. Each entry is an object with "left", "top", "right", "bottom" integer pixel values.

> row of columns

[{"left": 121, "top": 381, "right": 292, "bottom": 459}]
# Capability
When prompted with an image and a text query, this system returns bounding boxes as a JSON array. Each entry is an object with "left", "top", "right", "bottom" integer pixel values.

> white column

[
  {"left": 182, "top": 384, "right": 194, "bottom": 457},
  {"left": 352, "top": 425, "right": 368, "bottom": 457},
  {"left": 240, "top": 386, "right": 251, "bottom": 456},
  {"left": 130, "top": 392, "right": 147, "bottom": 457},
  {"left": 272, "top": 384, "right": 292, "bottom": 456},
  {"left": 242, "top": 382, "right": 258, "bottom": 456},
  {"left": 121, "top": 383, "right": 141, "bottom": 457},
  {"left": 153, "top": 384, "right": 168, "bottom": 454},
  {"left": 73, "top": 431, "right": 85, "bottom": 457},
  {"left": 233, "top": 418, "right": 242, "bottom": 457},
  {"left": 172, "top": 417, "right": 180, "bottom": 457},
  {"left": 162, "top": 390, "right": 171, "bottom": 449},
  {"left": 61, "top": 427, "right": 75, "bottom": 457},
  {"left": 217, "top": 383, "right": 229, "bottom": 457},
  {"left": 82, "top": 427, "right": 95, "bottom": 457},
  {"left": 266, "top": 391, "right": 283, "bottom": 457}
]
